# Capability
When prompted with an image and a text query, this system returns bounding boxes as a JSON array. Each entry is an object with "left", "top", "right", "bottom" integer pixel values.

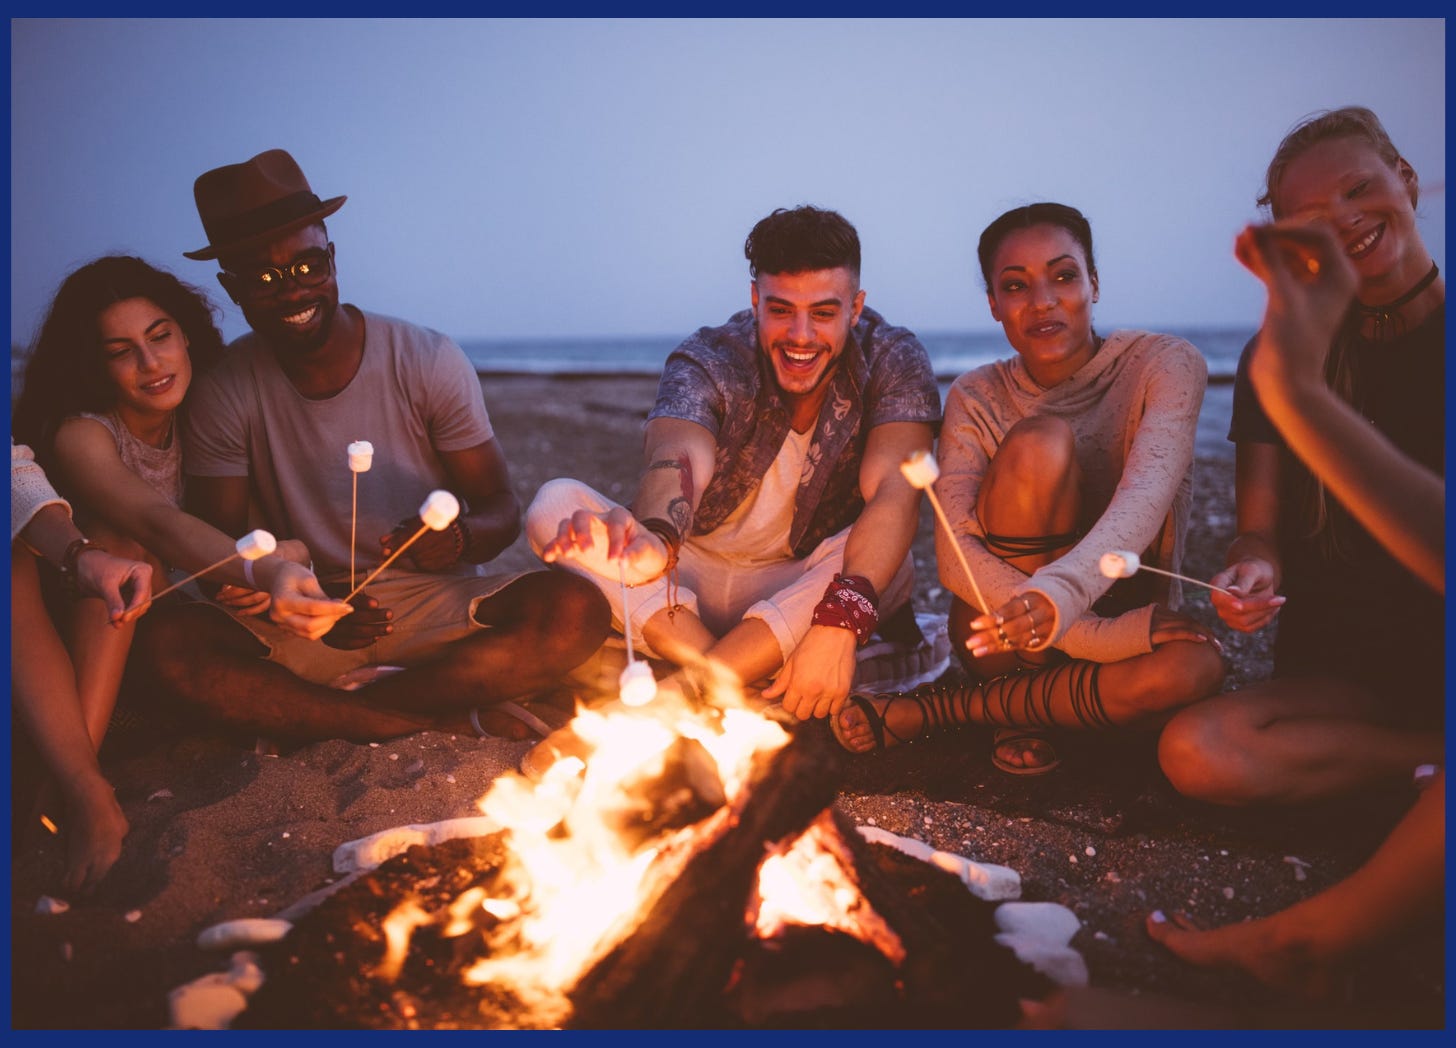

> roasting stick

[
  {"left": 343, "top": 491, "right": 459, "bottom": 603},
  {"left": 347, "top": 441, "right": 374, "bottom": 591},
  {"left": 617, "top": 555, "right": 657, "bottom": 707},
  {"left": 900, "top": 450, "right": 992, "bottom": 617},
  {"left": 1098, "top": 550, "right": 1234, "bottom": 597},
  {"left": 141, "top": 529, "right": 278, "bottom": 610}
]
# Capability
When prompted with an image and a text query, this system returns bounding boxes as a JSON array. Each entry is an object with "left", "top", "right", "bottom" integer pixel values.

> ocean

[
  {"left": 9, "top": 326, "right": 1251, "bottom": 389},
  {"left": 458, "top": 326, "right": 1253, "bottom": 382}
]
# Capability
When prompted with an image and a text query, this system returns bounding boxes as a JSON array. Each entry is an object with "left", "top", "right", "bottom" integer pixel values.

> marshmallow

[
  {"left": 347, "top": 440, "right": 374, "bottom": 473},
  {"left": 618, "top": 660, "right": 658, "bottom": 707},
  {"left": 899, "top": 449, "right": 940, "bottom": 489},
  {"left": 1099, "top": 550, "right": 1140, "bottom": 579},
  {"left": 234, "top": 529, "right": 277, "bottom": 561},
  {"left": 419, "top": 490, "right": 461, "bottom": 531}
]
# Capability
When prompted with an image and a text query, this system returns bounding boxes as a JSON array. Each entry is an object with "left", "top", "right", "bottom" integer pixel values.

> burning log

[{"left": 566, "top": 712, "right": 842, "bottom": 1027}]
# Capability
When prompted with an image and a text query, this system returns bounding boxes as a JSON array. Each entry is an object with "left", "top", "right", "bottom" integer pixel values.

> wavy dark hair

[
  {"left": 744, "top": 205, "right": 860, "bottom": 279},
  {"left": 12, "top": 256, "right": 225, "bottom": 470},
  {"left": 976, "top": 202, "right": 1098, "bottom": 293}
]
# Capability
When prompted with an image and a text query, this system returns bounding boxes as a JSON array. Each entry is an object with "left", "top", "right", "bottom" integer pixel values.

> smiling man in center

[{"left": 527, "top": 205, "right": 940, "bottom": 737}]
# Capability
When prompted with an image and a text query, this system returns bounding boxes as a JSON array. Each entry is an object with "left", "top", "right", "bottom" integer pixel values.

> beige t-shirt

[{"left": 183, "top": 310, "right": 494, "bottom": 585}]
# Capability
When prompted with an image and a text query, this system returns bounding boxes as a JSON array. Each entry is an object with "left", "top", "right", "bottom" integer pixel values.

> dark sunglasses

[{"left": 224, "top": 245, "right": 333, "bottom": 297}]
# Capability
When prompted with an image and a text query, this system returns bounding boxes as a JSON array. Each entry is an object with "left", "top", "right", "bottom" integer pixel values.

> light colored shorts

[
  {"left": 215, "top": 567, "right": 528, "bottom": 686},
  {"left": 525, "top": 478, "right": 914, "bottom": 664}
]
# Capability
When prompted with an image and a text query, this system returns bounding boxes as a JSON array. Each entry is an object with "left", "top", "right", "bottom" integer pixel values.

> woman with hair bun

[{"left": 834, "top": 203, "right": 1225, "bottom": 773}]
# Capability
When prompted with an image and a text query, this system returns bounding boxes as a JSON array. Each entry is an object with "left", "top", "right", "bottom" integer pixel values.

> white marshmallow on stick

[
  {"left": 347, "top": 441, "right": 374, "bottom": 473},
  {"left": 1099, "top": 549, "right": 1234, "bottom": 596},
  {"left": 145, "top": 529, "right": 279, "bottom": 607},
  {"left": 619, "top": 660, "right": 658, "bottom": 708},
  {"left": 899, "top": 451, "right": 992, "bottom": 619},
  {"left": 346, "top": 441, "right": 374, "bottom": 589},
  {"left": 616, "top": 556, "right": 658, "bottom": 707},
  {"left": 343, "top": 491, "right": 460, "bottom": 602},
  {"left": 235, "top": 529, "right": 277, "bottom": 560}
]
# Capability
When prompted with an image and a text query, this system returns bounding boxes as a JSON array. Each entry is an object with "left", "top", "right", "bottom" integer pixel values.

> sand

[{"left": 9, "top": 375, "right": 1443, "bottom": 1029}]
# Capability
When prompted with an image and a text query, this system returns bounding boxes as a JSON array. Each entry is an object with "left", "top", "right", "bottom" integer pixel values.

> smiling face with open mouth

[
  {"left": 98, "top": 296, "right": 192, "bottom": 438},
  {"left": 220, "top": 224, "right": 340, "bottom": 357},
  {"left": 1274, "top": 135, "right": 1424, "bottom": 299},
  {"left": 987, "top": 224, "right": 1100, "bottom": 389},
  {"left": 751, "top": 266, "right": 865, "bottom": 427}
]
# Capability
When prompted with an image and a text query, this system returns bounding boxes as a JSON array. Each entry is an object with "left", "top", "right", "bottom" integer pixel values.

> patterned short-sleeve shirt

[{"left": 648, "top": 306, "right": 940, "bottom": 557}]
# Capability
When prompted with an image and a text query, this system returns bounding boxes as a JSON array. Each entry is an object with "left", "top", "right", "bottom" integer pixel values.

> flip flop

[
  {"left": 470, "top": 700, "right": 571, "bottom": 741},
  {"left": 991, "top": 728, "right": 1061, "bottom": 776}
]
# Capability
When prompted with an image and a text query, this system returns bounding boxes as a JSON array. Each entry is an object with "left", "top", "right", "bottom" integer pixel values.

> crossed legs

[{"left": 132, "top": 570, "right": 609, "bottom": 745}]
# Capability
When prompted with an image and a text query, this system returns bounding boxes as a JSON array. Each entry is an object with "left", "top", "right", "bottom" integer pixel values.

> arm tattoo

[
  {"left": 666, "top": 496, "right": 692, "bottom": 539},
  {"left": 646, "top": 453, "right": 695, "bottom": 537}
]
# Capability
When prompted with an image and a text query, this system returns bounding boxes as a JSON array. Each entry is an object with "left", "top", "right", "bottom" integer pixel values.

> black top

[{"left": 1228, "top": 306, "right": 1446, "bottom": 721}]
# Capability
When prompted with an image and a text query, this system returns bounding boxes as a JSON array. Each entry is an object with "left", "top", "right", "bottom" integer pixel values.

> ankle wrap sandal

[{"left": 833, "top": 660, "right": 1108, "bottom": 754}]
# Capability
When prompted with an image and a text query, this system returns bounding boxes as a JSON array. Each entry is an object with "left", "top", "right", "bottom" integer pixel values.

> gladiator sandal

[{"left": 831, "top": 660, "right": 1110, "bottom": 754}]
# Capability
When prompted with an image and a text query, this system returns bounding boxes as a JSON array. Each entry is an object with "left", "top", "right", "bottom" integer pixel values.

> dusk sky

[{"left": 9, "top": 18, "right": 1446, "bottom": 349}]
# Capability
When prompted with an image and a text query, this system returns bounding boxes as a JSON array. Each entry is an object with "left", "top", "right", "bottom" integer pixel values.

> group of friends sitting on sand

[{"left": 10, "top": 105, "right": 1443, "bottom": 1002}]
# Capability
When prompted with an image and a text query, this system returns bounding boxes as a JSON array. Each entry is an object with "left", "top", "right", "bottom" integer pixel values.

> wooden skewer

[
  {"left": 901, "top": 453, "right": 993, "bottom": 617},
  {"left": 1130, "top": 562, "right": 1235, "bottom": 597},
  {"left": 351, "top": 473, "right": 359, "bottom": 591},
  {"left": 1100, "top": 550, "right": 1235, "bottom": 597},
  {"left": 343, "top": 524, "right": 429, "bottom": 603},
  {"left": 923, "top": 486, "right": 993, "bottom": 619},
  {"left": 347, "top": 441, "right": 373, "bottom": 591},
  {"left": 344, "top": 490, "right": 458, "bottom": 602},
  {"left": 618, "top": 556, "right": 636, "bottom": 664},
  {"left": 142, "top": 551, "right": 243, "bottom": 608}
]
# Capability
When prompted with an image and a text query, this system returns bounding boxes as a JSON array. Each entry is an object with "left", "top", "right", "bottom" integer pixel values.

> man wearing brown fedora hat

[{"left": 131, "top": 148, "right": 610, "bottom": 744}]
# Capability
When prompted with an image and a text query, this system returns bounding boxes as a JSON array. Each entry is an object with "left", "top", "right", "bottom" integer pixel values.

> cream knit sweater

[
  {"left": 11, "top": 438, "right": 72, "bottom": 543},
  {"left": 935, "top": 329, "right": 1206, "bottom": 662}
]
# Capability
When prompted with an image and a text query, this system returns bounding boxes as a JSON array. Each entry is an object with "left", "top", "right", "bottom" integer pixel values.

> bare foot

[
  {"left": 992, "top": 729, "right": 1061, "bottom": 775},
  {"left": 831, "top": 692, "right": 932, "bottom": 754},
  {"left": 1145, "top": 909, "right": 1343, "bottom": 1000}
]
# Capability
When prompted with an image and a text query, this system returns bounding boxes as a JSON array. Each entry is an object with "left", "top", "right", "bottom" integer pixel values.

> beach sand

[{"left": 9, "top": 375, "right": 1443, "bottom": 1029}]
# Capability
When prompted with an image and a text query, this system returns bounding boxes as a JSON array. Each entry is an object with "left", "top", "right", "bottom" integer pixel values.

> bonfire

[{"left": 172, "top": 663, "right": 1076, "bottom": 1029}]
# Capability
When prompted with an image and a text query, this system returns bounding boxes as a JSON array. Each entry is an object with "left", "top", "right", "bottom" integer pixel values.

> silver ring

[
  {"left": 996, "top": 625, "right": 1010, "bottom": 648},
  {"left": 1020, "top": 595, "right": 1034, "bottom": 617},
  {"left": 1028, "top": 625, "right": 1040, "bottom": 649}
]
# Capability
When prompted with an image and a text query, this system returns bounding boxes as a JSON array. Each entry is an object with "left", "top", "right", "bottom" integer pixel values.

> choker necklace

[{"left": 1357, "top": 262, "right": 1439, "bottom": 341}]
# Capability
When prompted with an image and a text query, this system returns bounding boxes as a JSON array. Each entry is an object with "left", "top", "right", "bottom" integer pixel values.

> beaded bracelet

[
  {"left": 637, "top": 516, "right": 683, "bottom": 618},
  {"left": 59, "top": 537, "right": 108, "bottom": 596},
  {"left": 448, "top": 517, "right": 472, "bottom": 563}
]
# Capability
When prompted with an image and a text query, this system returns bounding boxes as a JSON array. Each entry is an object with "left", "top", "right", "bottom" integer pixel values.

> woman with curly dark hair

[{"left": 12, "top": 258, "right": 350, "bottom": 877}]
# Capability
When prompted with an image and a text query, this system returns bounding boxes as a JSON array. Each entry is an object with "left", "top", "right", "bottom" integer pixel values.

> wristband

[
  {"left": 636, "top": 516, "right": 684, "bottom": 618},
  {"left": 243, "top": 557, "right": 258, "bottom": 589},
  {"left": 811, "top": 573, "right": 880, "bottom": 647}
]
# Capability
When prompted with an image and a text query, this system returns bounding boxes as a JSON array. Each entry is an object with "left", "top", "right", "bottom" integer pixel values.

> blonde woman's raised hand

[{"left": 1234, "top": 220, "right": 1359, "bottom": 390}]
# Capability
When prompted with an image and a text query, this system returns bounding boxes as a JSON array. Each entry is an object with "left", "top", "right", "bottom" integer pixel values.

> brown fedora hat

[{"left": 184, "top": 148, "right": 346, "bottom": 261}]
